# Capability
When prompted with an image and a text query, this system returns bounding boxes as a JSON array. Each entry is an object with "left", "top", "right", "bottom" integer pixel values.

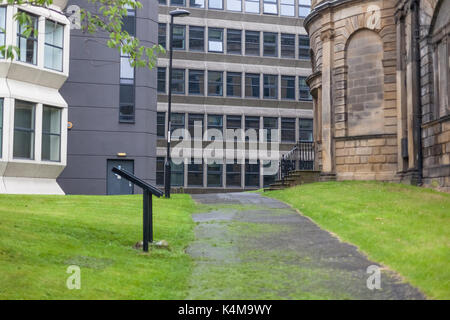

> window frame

[
  {"left": 171, "top": 68, "right": 186, "bottom": 95},
  {"left": 281, "top": 117, "right": 295, "bottom": 142},
  {"left": 227, "top": 29, "right": 242, "bottom": 55},
  {"left": 299, "top": 76, "right": 312, "bottom": 101},
  {"left": 188, "top": 69, "right": 205, "bottom": 96},
  {"left": 281, "top": 33, "right": 295, "bottom": 58},
  {"left": 208, "top": 71, "right": 224, "bottom": 96},
  {"left": 226, "top": 72, "right": 242, "bottom": 97},
  {"left": 207, "top": 162, "right": 222, "bottom": 187},
  {"left": 263, "top": 0, "right": 278, "bottom": 15},
  {"left": 208, "top": 27, "right": 224, "bottom": 53},
  {"left": 157, "top": 67, "right": 166, "bottom": 93},
  {"left": 172, "top": 24, "right": 186, "bottom": 51},
  {"left": 16, "top": 11, "right": 38, "bottom": 65},
  {"left": 263, "top": 74, "right": 278, "bottom": 99},
  {"left": 281, "top": 75, "right": 295, "bottom": 100},
  {"left": 13, "top": 100, "right": 35, "bottom": 160},
  {"left": 41, "top": 105, "right": 62, "bottom": 162},
  {"left": 263, "top": 32, "right": 278, "bottom": 57},
  {"left": 245, "top": 73, "right": 260, "bottom": 98},
  {"left": 298, "top": 35, "right": 310, "bottom": 60},
  {"left": 189, "top": 25, "right": 205, "bottom": 52}
]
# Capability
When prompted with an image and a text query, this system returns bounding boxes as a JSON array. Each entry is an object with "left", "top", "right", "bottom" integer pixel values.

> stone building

[{"left": 305, "top": 0, "right": 450, "bottom": 191}]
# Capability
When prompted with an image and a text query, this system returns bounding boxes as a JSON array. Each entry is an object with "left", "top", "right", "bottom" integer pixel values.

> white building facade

[{"left": 0, "top": 1, "right": 70, "bottom": 194}]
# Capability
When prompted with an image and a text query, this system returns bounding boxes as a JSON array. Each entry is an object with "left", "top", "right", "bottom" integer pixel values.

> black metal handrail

[
  {"left": 112, "top": 167, "right": 163, "bottom": 252},
  {"left": 278, "top": 141, "right": 315, "bottom": 183}
]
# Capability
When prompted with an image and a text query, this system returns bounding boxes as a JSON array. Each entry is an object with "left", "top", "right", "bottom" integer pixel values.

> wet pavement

[{"left": 186, "top": 192, "right": 425, "bottom": 300}]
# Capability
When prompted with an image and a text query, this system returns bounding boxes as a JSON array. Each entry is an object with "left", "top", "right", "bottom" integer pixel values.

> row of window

[
  {"left": 157, "top": 112, "right": 313, "bottom": 142},
  {"left": 158, "top": 24, "right": 310, "bottom": 60},
  {"left": 159, "top": 0, "right": 311, "bottom": 18},
  {"left": 0, "top": 7, "right": 64, "bottom": 71},
  {"left": 0, "top": 98, "right": 62, "bottom": 162},
  {"left": 157, "top": 158, "right": 277, "bottom": 187},
  {"left": 157, "top": 68, "right": 312, "bottom": 101}
]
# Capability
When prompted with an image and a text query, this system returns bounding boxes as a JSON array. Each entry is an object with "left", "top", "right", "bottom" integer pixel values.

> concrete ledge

[{"left": 1, "top": 177, "right": 65, "bottom": 195}]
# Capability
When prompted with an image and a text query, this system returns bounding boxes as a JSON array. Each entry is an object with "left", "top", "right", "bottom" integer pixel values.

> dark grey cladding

[{"left": 58, "top": 0, "right": 158, "bottom": 195}]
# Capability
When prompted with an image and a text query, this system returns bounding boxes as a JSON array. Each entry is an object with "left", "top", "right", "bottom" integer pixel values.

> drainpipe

[{"left": 412, "top": 0, "right": 423, "bottom": 185}]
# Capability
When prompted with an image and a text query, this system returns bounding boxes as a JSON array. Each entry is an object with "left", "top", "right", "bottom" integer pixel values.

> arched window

[
  {"left": 431, "top": 0, "right": 450, "bottom": 119},
  {"left": 346, "top": 29, "right": 384, "bottom": 136}
]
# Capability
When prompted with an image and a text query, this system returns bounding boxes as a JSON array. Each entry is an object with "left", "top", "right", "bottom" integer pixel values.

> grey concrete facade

[
  {"left": 58, "top": 0, "right": 158, "bottom": 194},
  {"left": 156, "top": 1, "right": 314, "bottom": 191}
]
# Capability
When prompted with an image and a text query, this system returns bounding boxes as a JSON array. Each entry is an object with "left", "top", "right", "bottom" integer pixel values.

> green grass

[
  {"left": 264, "top": 181, "right": 450, "bottom": 300},
  {"left": 0, "top": 194, "right": 196, "bottom": 299}
]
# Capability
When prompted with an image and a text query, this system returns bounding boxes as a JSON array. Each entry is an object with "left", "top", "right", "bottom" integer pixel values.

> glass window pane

[
  {"left": 158, "top": 23, "right": 166, "bottom": 49},
  {"left": 227, "top": 0, "right": 241, "bottom": 11},
  {"left": 208, "top": 28, "right": 223, "bottom": 52},
  {"left": 173, "top": 25, "right": 186, "bottom": 50},
  {"left": 208, "top": 71, "right": 223, "bottom": 96},
  {"left": 263, "top": 32, "right": 277, "bottom": 57},
  {"left": 171, "top": 0, "right": 186, "bottom": 6},
  {"left": 281, "top": 33, "right": 295, "bottom": 58},
  {"left": 263, "top": 0, "right": 278, "bottom": 14},
  {"left": 13, "top": 100, "right": 35, "bottom": 159},
  {"left": 120, "top": 57, "right": 134, "bottom": 80},
  {"left": 189, "top": 69, "right": 205, "bottom": 95},
  {"left": 209, "top": 0, "right": 223, "bottom": 9},
  {"left": 190, "top": 0, "right": 205, "bottom": 7},
  {"left": 227, "top": 29, "right": 242, "bottom": 55},
  {"left": 263, "top": 74, "right": 278, "bottom": 99},
  {"left": 245, "top": 0, "right": 260, "bottom": 13},
  {"left": 157, "top": 67, "right": 166, "bottom": 93},
  {"left": 245, "top": 73, "right": 260, "bottom": 98},
  {"left": 245, "top": 31, "right": 260, "bottom": 56},
  {"left": 172, "top": 69, "right": 185, "bottom": 94},
  {"left": 227, "top": 72, "right": 242, "bottom": 97},
  {"left": 189, "top": 26, "right": 204, "bottom": 51}
]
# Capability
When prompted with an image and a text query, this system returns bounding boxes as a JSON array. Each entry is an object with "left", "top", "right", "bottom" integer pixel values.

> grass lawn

[
  {"left": 0, "top": 194, "right": 196, "bottom": 299},
  {"left": 264, "top": 181, "right": 450, "bottom": 300}
]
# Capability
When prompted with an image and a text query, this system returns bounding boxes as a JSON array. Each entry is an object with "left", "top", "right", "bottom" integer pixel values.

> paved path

[{"left": 187, "top": 192, "right": 425, "bottom": 300}]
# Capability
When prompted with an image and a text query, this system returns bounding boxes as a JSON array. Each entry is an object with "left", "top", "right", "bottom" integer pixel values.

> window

[
  {"left": 281, "top": 33, "right": 295, "bottom": 58},
  {"left": 189, "top": 70, "right": 205, "bottom": 95},
  {"left": 119, "top": 84, "right": 135, "bottom": 122},
  {"left": 208, "top": 71, "right": 223, "bottom": 96},
  {"left": 227, "top": 72, "right": 242, "bottom": 97},
  {"left": 280, "top": 0, "right": 295, "bottom": 16},
  {"left": 245, "top": 31, "right": 260, "bottom": 56},
  {"left": 44, "top": 21, "right": 64, "bottom": 71},
  {"left": 227, "top": 29, "right": 242, "bottom": 55},
  {"left": 207, "top": 115, "right": 223, "bottom": 140},
  {"left": 159, "top": 0, "right": 167, "bottom": 4},
  {"left": 190, "top": 0, "right": 205, "bottom": 8},
  {"left": 245, "top": 116, "right": 260, "bottom": 141},
  {"left": 263, "top": 74, "right": 278, "bottom": 99},
  {"left": 226, "top": 160, "right": 241, "bottom": 187},
  {"left": 208, "top": 28, "right": 223, "bottom": 52},
  {"left": 158, "top": 23, "right": 166, "bottom": 49},
  {"left": 263, "top": 161, "right": 277, "bottom": 187},
  {"left": 263, "top": 0, "right": 277, "bottom": 15},
  {"left": 207, "top": 163, "right": 222, "bottom": 187},
  {"left": 281, "top": 117, "right": 295, "bottom": 142},
  {"left": 227, "top": 0, "right": 241, "bottom": 11},
  {"left": 13, "top": 100, "right": 35, "bottom": 159},
  {"left": 171, "top": 160, "right": 184, "bottom": 187},
  {"left": 245, "top": 0, "right": 259, "bottom": 13},
  {"left": 173, "top": 25, "right": 186, "bottom": 50},
  {"left": 120, "top": 50, "right": 135, "bottom": 122},
  {"left": 157, "top": 112, "right": 165, "bottom": 138},
  {"left": 281, "top": 76, "right": 295, "bottom": 100},
  {"left": 188, "top": 158, "right": 203, "bottom": 186},
  {"left": 189, "top": 26, "right": 204, "bottom": 52},
  {"left": 245, "top": 160, "right": 259, "bottom": 187},
  {"left": 299, "top": 0, "right": 311, "bottom": 18},
  {"left": 172, "top": 69, "right": 185, "bottom": 94},
  {"left": 0, "top": 98, "right": 3, "bottom": 157},
  {"left": 171, "top": 113, "right": 185, "bottom": 134},
  {"left": 17, "top": 11, "right": 38, "bottom": 65},
  {"left": 122, "top": 5, "right": 136, "bottom": 35},
  {"left": 209, "top": 0, "right": 223, "bottom": 10},
  {"left": 42, "top": 106, "right": 61, "bottom": 162},
  {"left": 245, "top": 73, "right": 260, "bottom": 98},
  {"left": 299, "top": 76, "right": 312, "bottom": 100},
  {"left": 263, "top": 117, "right": 278, "bottom": 142},
  {"left": 299, "top": 118, "right": 313, "bottom": 142},
  {"left": 157, "top": 67, "right": 166, "bottom": 93},
  {"left": 298, "top": 35, "right": 310, "bottom": 60},
  {"left": 0, "top": 7, "right": 5, "bottom": 57},
  {"left": 227, "top": 115, "right": 241, "bottom": 129},
  {"left": 188, "top": 113, "right": 204, "bottom": 139},
  {"left": 171, "top": 0, "right": 186, "bottom": 6},
  {"left": 156, "top": 157, "right": 165, "bottom": 185},
  {"left": 263, "top": 32, "right": 277, "bottom": 57}
]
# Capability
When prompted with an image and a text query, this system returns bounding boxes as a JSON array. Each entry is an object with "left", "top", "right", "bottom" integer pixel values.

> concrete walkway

[{"left": 187, "top": 192, "right": 424, "bottom": 300}]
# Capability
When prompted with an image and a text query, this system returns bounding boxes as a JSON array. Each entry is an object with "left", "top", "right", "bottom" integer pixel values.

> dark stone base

[{"left": 319, "top": 172, "right": 337, "bottom": 182}]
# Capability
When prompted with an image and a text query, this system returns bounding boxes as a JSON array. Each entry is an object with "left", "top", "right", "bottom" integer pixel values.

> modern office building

[
  {"left": 58, "top": 0, "right": 158, "bottom": 195},
  {"left": 156, "top": 0, "right": 314, "bottom": 192},
  {"left": 305, "top": 0, "right": 449, "bottom": 192},
  {"left": 0, "top": 1, "right": 70, "bottom": 194}
]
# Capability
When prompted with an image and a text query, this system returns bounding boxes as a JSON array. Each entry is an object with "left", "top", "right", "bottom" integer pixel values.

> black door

[{"left": 107, "top": 160, "right": 134, "bottom": 195}]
